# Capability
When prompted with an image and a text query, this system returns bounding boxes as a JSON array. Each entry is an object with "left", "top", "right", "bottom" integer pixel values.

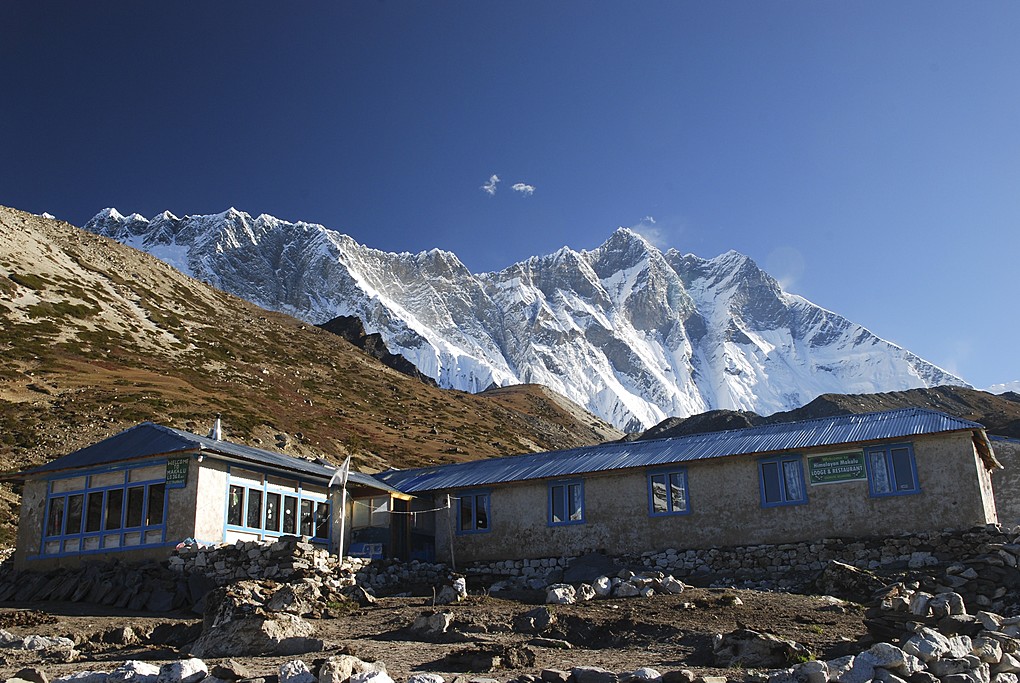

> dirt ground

[{"left": 0, "top": 587, "right": 871, "bottom": 681}]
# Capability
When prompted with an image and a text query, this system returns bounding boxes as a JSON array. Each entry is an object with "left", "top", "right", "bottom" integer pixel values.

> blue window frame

[
  {"left": 41, "top": 462, "right": 168, "bottom": 558},
  {"left": 865, "top": 443, "right": 920, "bottom": 496},
  {"left": 647, "top": 468, "right": 690, "bottom": 516},
  {"left": 456, "top": 491, "right": 491, "bottom": 534},
  {"left": 224, "top": 466, "right": 329, "bottom": 542},
  {"left": 548, "top": 480, "right": 584, "bottom": 526},
  {"left": 758, "top": 455, "right": 807, "bottom": 507}
]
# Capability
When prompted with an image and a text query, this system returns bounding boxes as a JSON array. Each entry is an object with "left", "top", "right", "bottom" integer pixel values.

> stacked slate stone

[{"left": 0, "top": 559, "right": 189, "bottom": 612}]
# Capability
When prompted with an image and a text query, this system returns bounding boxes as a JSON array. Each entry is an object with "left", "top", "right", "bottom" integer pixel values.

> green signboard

[
  {"left": 166, "top": 456, "right": 190, "bottom": 488},
  {"left": 808, "top": 451, "right": 866, "bottom": 485}
]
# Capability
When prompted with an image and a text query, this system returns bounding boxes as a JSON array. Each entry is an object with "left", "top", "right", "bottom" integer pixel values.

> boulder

[
  {"left": 712, "top": 628, "right": 810, "bottom": 668},
  {"left": 411, "top": 612, "right": 454, "bottom": 637},
  {"left": 546, "top": 585, "right": 577, "bottom": 605},
  {"left": 107, "top": 661, "right": 160, "bottom": 683},
  {"left": 190, "top": 583, "right": 323, "bottom": 658},
  {"left": 279, "top": 660, "right": 316, "bottom": 683},
  {"left": 349, "top": 672, "right": 393, "bottom": 683},
  {"left": 318, "top": 654, "right": 387, "bottom": 683},
  {"left": 513, "top": 607, "right": 556, "bottom": 633},
  {"left": 190, "top": 609, "right": 321, "bottom": 658},
  {"left": 592, "top": 577, "right": 613, "bottom": 598},
  {"left": 571, "top": 667, "right": 619, "bottom": 683},
  {"left": 156, "top": 659, "right": 208, "bottom": 683},
  {"left": 406, "top": 675, "right": 445, "bottom": 683}
]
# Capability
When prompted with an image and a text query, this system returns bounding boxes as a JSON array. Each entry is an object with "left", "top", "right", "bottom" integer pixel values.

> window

[
  {"left": 225, "top": 469, "right": 328, "bottom": 542},
  {"left": 456, "top": 491, "right": 491, "bottom": 534},
  {"left": 648, "top": 469, "right": 689, "bottom": 516},
  {"left": 758, "top": 456, "right": 807, "bottom": 507},
  {"left": 548, "top": 480, "right": 584, "bottom": 526},
  {"left": 352, "top": 496, "right": 390, "bottom": 529},
  {"left": 42, "top": 464, "right": 168, "bottom": 557},
  {"left": 866, "top": 443, "right": 920, "bottom": 496}
]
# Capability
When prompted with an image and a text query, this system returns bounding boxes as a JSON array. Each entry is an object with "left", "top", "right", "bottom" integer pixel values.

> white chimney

[{"left": 208, "top": 414, "right": 222, "bottom": 441}]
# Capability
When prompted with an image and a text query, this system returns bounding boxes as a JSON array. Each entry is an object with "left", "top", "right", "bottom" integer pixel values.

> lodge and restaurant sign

[{"left": 808, "top": 451, "right": 867, "bottom": 485}]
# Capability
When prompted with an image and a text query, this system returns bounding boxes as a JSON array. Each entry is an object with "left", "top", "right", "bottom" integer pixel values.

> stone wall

[
  {"left": 464, "top": 525, "right": 1020, "bottom": 611},
  {"left": 169, "top": 536, "right": 451, "bottom": 592}
]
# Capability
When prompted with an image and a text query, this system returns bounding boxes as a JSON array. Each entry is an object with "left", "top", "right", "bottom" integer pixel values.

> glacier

[{"left": 85, "top": 208, "right": 968, "bottom": 432}]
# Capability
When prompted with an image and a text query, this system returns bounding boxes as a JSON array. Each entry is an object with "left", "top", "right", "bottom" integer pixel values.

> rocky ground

[{"left": 0, "top": 587, "right": 868, "bottom": 682}]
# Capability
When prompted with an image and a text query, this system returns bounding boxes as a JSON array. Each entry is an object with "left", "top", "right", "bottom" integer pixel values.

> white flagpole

[{"left": 330, "top": 456, "right": 352, "bottom": 559}]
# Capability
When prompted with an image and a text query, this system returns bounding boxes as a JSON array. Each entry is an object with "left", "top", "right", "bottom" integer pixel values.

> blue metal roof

[
  {"left": 376, "top": 408, "right": 986, "bottom": 493},
  {"left": 17, "top": 422, "right": 401, "bottom": 494}
]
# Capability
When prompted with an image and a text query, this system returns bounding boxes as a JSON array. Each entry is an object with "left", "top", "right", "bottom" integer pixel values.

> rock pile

[
  {"left": 171, "top": 537, "right": 451, "bottom": 593},
  {"left": 544, "top": 570, "right": 687, "bottom": 604}
]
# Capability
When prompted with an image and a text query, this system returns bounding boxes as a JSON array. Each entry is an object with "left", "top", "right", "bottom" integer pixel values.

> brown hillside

[
  {"left": 0, "top": 206, "right": 622, "bottom": 542},
  {"left": 637, "top": 386, "right": 1020, "bottom": 441}
]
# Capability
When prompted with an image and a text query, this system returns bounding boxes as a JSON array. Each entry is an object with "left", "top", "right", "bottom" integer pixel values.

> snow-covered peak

[
  {"left": 83, "top": 207, "right": 971, "bottom": 430},
  {"left": 987, "top": 381, "right": 1020, "bottom": 395}
]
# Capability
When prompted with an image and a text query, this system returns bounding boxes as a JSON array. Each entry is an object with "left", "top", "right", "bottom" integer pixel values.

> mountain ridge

[{"left": 85, "top": 208, "right": 969, "bottom": 431}]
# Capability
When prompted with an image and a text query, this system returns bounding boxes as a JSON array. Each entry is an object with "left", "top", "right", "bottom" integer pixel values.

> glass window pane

[
  {"left": 783, "top": 460, "right": 803, "bottom": 502},
  {"left": 247, "top": 489, "right": 263, "bottom": 529},
  {"left": 126, "top": 486, "right": 144, "bottom": 528},
  {"left": 46, "top": 497, "right": 65, "bottom": 537},
  {"left": 282, "top": 496, "right": 297, "bottom": 534},
  {"left": 551, "top": 485, "right": 565, "bottom": 523},
  {"left": 459, "top": 496, "right": 473, "bottom": 531},
  {"left": 669, "top": 473, "right": 686, "bottom": 512},
  {"left": 146, "top": 483, "right": 166, "bottom": 526},
  {"left": 891, "top": 448, "right": 915, "bottom": 491},
  {"left": 85, "top": 492, "right": 104, "bottom": 532},
  {"left": 315, "top": 502, "right": 330, "bottom": 539},
  {"left": 475, "top": 495, "right": 489, "bottom": 530},
  {"left": 869, "top": 452, "right": 892, "bottom": 494},
  {"left": 761, "top": 462, "right": 781, "bottom": 503},
  {"left": 265, "top": 492, "right": 281, "bottom": 532},
  {"left": 227, "top": 485, "right": 244, "bottom": 526},
  {"left": 66, "top": 494, "right": 83, "bottom": 535},
  {"left": 650, "top": 474, "right": 668, "bottom": 513},
  {"left": 568, "top": 484, "right": 583, "bottom": 521},
  {"left": 300, "top": 500, "right": 314, "bottom": 536},
  {"left": 105, "top": 489, "right": 123, "bottom": 530}
]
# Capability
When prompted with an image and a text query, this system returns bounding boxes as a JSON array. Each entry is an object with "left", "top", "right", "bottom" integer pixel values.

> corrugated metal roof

[
  {"left": 376, "top": 408, "right": 986, "bottom": 493},
  {"left": 15, "top": 422, "right": 401, "bottom": 494}
]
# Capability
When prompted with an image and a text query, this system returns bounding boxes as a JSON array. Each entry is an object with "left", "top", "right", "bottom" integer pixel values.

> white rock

[
  {"left": 318, "top": 654, "right": 388, "bottom": 683},
  {"left": 54, "top": 673, "right": 111, "bottom": 683},
  {"left": 156, "top": 659, "right": 208, "bottom": 683},
  {"left": 794, "top": 660, "right": 828, "bottom": 683},
  {"left": 592, "top": 576, "right": 612, "bottom": 597},
  {"left": 279, "top": 660, "right": 316, "bottom": 683},
  {"left": 108, "top": 661, "right": 161, "bottom": 683},
  {"left": 660, "top": 576, "right": 685, "bottom": 594},
  {"left": 546, "top": 584, "right": 577, "bottom": 605},
  {"left": 909, "top": 591, "right": 933, "bottom": 617},
  {"left": 349, "top": 672, "right": 394, "bottom": 683},
  {"left": 614, "top": 583, "right": 641, "bottom": 598},
  {"left": 577, "top": 583, "right": 597, "bottom": 601},
  {"left": 406, "top": 675, "right": 445, "bottom": 683},
  {"left": 628, "top": 668, "right": 662, "bottom": 681},
  {"left": 903, "top": 627, "right": 952, "bottom": 662}
]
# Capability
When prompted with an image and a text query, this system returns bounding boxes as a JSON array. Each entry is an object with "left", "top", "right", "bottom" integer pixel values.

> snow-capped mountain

[
  {"left": 85, "top": 208, "right": 968, "bottom": 432},
  {"left": 987, "top": 381, "right": 1020, "bottom": 395}
]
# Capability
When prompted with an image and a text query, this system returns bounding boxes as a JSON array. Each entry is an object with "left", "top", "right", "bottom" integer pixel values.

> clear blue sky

[{"left": 2, "top": 2, "right": 1017, "bottom": 389}]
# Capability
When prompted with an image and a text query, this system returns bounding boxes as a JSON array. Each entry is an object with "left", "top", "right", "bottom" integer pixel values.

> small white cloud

[
  {"left": 629, "top": 215, "right": 667, "bottom": 248},
  {"left": 512, "top": 182, "right": 535, "bottom": 196},
  {"left": 481, "top": 174, "right": 500, "bottom": 196}
]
